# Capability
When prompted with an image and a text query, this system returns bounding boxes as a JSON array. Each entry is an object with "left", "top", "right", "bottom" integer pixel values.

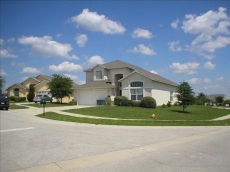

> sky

[{"left": 1, "top": 1, "right": 230, "bottom": 96}]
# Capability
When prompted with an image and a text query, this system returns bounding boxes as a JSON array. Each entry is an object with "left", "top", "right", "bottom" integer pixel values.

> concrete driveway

[{"left": 1, "top": 107, "right": 230, "bottom": 172}]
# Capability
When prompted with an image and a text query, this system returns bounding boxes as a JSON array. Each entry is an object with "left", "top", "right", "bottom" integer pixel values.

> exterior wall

[
  {"left": 34, "top": 81, "right": 49, "bottom": 94},
  {"left": 86, "top": 71, "right": 93, "bottom": 83},
  {"left": 120, "top": 72, "right": 177, "bottom": 106},
  {"left": 7, "top": 85, "right": 27, "bottom": 98},
  {"left": 21, "top": 78, "right": 39, "bottom": 88},
  {"left": 107, "top": 68, "right": 134, "bottom": 85},
  {"left": 151, "top": 81, "right": 177, "bottom": 105},
  {"left": 121, "top": 72, "right": 153, "bottom": 100}
]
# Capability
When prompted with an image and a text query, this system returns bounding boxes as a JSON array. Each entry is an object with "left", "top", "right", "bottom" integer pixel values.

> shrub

[
  {"left": 8, "top": 96, "right": 26, "bottom": 102},
  {"left": 114, "top": 96, "right": 128, "bottom": 106},
  {"left": 27, "top": 84, "right": 35, "bottom": 102},
  {"left": 162, "top": 104, "right": 166, "bottom": 108},
  {"left": 133, "top": 101, "right": 141, "bottom": 107},
  {"left": 140, "top": 96, "right": 156, "bottom": 108},
  {"left": 174, "top": 102, "right": 178, "bottom": 106},
  {"left": 167, "top": 101, "right": 171, "bottom": 107},
  {"left": 68, "top": 100, "right": 77, "bottom": 105},
  {"left": 122, "top": 99, "right": 134, "bottom": 106},
  {"left": 105, "top": 96, "right": 113, "bottom": 109}
]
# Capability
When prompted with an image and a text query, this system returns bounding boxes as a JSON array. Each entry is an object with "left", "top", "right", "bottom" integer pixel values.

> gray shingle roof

[
  {"left": 207, "top": 94, "right": 225, "bottom": 102},
  {"left": 85, "top": 60, "right": 178, "bottom": 86},
  {"left": 73, "top": 80, "right": 115, "bottom": 89}
]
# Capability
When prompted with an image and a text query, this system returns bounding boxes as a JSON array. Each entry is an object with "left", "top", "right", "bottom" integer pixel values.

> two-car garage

[{"left": 76, "top": 90, "right": 108, "bottom": 105}]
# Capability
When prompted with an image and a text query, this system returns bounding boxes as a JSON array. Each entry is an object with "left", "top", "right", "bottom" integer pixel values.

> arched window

[
  {"left": 96, "top": 70, "right": 102, "bottom": 79},
  {"left": 130, "top": 81, "right": 143, "bottom": 100},
  {"left": 14, "top": 88, "right": 19, "bottom": 96}
]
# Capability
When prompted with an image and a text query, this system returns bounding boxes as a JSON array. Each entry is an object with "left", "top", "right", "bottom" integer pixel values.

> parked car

[
  {"left": 33, "top": 95, "right": 52, "bottom": 103},
  {"left": 0, "top": 97, "right": 10, "bottom": 110}
]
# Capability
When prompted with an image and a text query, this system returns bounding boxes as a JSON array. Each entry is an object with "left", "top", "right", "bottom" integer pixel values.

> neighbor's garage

[{"left": 77, "top": 90, "right": 108, "bottom": 105}]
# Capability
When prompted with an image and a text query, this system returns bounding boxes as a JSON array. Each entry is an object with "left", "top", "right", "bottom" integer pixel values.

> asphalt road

[{"left": 1, "top": 109, "right": 230, "bottom": 172}]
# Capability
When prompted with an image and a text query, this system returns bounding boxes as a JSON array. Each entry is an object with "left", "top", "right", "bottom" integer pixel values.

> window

[
  {"left": 130, "top": 81, "right": 143, "bottom": 100},
  {"left": 131, "top": 81, "right": 143, "bottom": 87},
  {"left": 96, "top": 70, "right": 102, "bottom": 79},
  {"left": 170, "top": 91, "right": 173, "bottom": 102},
  {"left": 14, "top": 88, "right": 19, "bottom": 96},
  {"left": 130, "top": 89, "right": 143, "bottom": 100}
]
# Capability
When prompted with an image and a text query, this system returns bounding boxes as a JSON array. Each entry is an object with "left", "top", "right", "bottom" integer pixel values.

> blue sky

[{"left": 1, "top": 1, "right": 230, "bottom": 96}]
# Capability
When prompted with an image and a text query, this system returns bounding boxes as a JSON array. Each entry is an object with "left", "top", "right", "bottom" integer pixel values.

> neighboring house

[
  {"left": 73, "top": 60, "right": 178, "bottom": 105},
  {"left": 7, "top": 74, "right": 77, "bottom": 102},
  {"left": 206, "top": 94, "right": 225, "bottom": 105}
]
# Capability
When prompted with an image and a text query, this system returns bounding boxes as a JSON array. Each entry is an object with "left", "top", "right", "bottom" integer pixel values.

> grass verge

[
  {"left": 64, "top": 105, "right": 230, "bottom": 120},
  {"left": 10, "top": 104, "right": 29, "bottom": 109},
  {"left": 23, "top": 102, "right": 75, "bottom": 108},
  {"left": 37, "top": 112, "right": 230, "bottom": 126}
]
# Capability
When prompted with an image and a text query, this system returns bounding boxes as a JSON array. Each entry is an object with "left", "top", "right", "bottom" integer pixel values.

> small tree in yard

[
  {"left": 48, "top": 74, "right": 73, "bottom": 103},
  {"left": 0, "top": 76, "right": 5, "bottom": 95},
  {"left": 27, "top": 84, "right": 35, "bottom": 102},
  {"left": 175, "top": 81, "right": 195, "bottom": 112},
  {"left": 215, "top": 96, "right": 224, "bottom": 105}
]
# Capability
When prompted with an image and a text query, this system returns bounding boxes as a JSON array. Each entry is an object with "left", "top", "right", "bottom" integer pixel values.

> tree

[
  {"left": 47, "top": 74, "right": 73, "bottom": 103},
  {"left": 0, "top": 76, "right": 5, "bottom": 95},
  {"left": 195, "top": 92, "right": 209, "bottom": 105},
  {"left": 215, "top": 96, "right": 224, "bottom": 105},
  {"left": 175, "top": 81, "right": 195, "bottom": 112},
  {"left": 27, "top": 84, "right": 35, "bottom": 102}
]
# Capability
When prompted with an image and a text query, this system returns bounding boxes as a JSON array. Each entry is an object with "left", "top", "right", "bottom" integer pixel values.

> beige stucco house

[
  {"left": 7, "top": 74, "right": 75, "bottom": 102},
  {"left": 73, "top": 60, "right": 178, "bottom": 105}
]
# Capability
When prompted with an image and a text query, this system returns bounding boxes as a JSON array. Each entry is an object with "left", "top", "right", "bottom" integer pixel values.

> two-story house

[{"left": 73, "top": 60, "right": 178, "bottom": 105}]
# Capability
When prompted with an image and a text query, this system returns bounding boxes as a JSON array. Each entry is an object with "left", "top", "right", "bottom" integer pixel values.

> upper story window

[
  {"left": 130, "top": 81, "right": 143, "bottom": 87},
  {"left": 95, "top": 70, "right": 102, "bottom": 79}
]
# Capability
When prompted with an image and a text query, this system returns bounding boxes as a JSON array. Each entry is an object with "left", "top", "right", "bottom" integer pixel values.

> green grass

[
  {"left": 37, "top": 112, "right": 230, "bottom": 126},
  {"left": 10, "top": 104, "right": 29, "bottom": 109},
  {"left": 23, "top": 102, "right": 75, "bottom": 108},
  {"left": 64, "top": 105, "right": 230, "bottom": 120}
]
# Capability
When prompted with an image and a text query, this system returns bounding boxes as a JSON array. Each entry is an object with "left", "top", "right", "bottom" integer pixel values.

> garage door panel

[{"left": 78, "top": 90, "right": 107, "bottom": 105}]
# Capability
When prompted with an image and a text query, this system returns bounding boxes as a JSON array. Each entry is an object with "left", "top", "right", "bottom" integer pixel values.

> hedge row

[
  {"left": 114, "top": 96, "right": 156, "bottom": 108},
  {"left": 8, "top": 96, "right": 26, "bottom": 102}
]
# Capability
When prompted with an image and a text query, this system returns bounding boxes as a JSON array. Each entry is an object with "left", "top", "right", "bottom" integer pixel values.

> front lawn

[
  {"left": 37, "top": 112, "right": 230, "bottom": 126},
  {"left": 23, "top": 102, "right": 75, "bottom": 108},
  {"left": 64, "top": 105, "right": 230, "bottom": 120},
  {"left": 10, "top": 104, "right": 29, "bottom": 109}
]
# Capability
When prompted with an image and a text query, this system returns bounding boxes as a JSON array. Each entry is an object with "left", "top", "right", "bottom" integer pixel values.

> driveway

[{"left": 1, "top": 108, "right": 230, "bottom": 172}]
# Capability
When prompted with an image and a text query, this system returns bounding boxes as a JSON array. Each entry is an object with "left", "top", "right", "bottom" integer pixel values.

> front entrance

[{"left": 114, "top": 74, "right": 123, "bottom": 96}]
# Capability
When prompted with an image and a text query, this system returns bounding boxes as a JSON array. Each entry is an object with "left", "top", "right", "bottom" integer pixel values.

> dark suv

[{"left": 0, "top": 97, "right": 10, "bottom": 110}]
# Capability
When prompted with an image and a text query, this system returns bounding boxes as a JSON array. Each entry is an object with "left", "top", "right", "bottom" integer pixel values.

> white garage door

[{"left": 78, "top": 90, "right": 108, "bottom": 105}]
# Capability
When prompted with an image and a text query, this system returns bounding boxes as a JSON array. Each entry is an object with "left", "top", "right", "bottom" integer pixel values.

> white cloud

[
  {"left": 0, "top": 69, "right": 7, "bottom": 76},
  {"left": 204, "top": 78, "right": 212, "bottom": 83},
  {"left": 132, "top": 28, "right": 152, "bottom": 39},
  {"left": 128, "top": 44, "right": 156, "bottom": 56},
  {"left": 150, "top": 70, "right": 158, "bottom": 74},
  {"left": 0, "top": 38, "right": 4, "bottom": 45},
  {"left": 85, "top": 55, "right": 105, "bottom": 67},
  {"left": 170, "top": 62, "right": 200, "bottom": 74},
  {"left": 203, "top": 61, "right": 216, "bottom": 70},
  {"left": 18, "top": 36, "right": 79, "bottom": 59},
  {"left": 64, "top": 74, "right": 85, "bottom": 85},
  {"left": 171, "top": 19, "right": 179, "bottom": 29},
  {"left": 0, "top": 49, "right": 18, "bottom": 58},
  {"left": 20, "top": 67, "right": 42, "bottom": 74},
  {"left": 181, "top": 7, "right": 230, "bottom": 56},
  {"left": 21, "top": 77, "right": 29, "bottom": 82},
  {"left": 187, "top": 78, "right": 199, "bottom": 84},
  {"left": 71, "top": 9, "right": 126, "bottom": 34},
  {"left": 7, "top": 38, "right": 15, "bottom": 43},
  {"left": 75, "top": 34, "right": 88, "bottom": 47},
  {"left": 168, "top": 40, "right": 182, "bottom": 52},
  {"left": 216, "top": 77, "right": 224, "bottom": 81},
  {"left": 49, "top": 61, "right": 82, "bottom": 73},
  {"left": 56, "top": 34, "right": 62, "bottom": 38}
]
